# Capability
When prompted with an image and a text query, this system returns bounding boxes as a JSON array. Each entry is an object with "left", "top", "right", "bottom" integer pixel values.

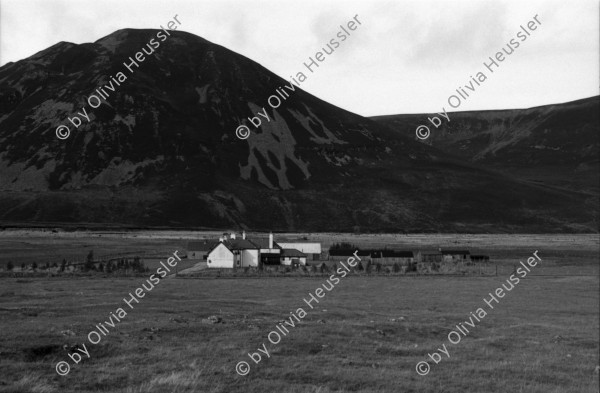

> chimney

[
  {"left": 219, "top": 236, "right": 224, "bottom": 242},
  {"left": 269, "top": 232, "right": 273, "bottom": 249},
  {"left": 230, "top": 233, "right": 236, "bottom": 240},
  {"left": 242, "top": 231, "right": 246, "bottom": 240}
]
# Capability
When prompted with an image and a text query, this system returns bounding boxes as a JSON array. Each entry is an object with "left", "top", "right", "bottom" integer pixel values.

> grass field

[{"left": 0, "top": 232, "right": 598, "bottom": 392}]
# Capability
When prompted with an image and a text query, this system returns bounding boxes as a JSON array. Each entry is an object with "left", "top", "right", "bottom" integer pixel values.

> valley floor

[
  {"left": 0, "top": 273, "right": 598, "bottom": 392},
  {"left": 0, "top": 232, "right": 597, "bottom": 392}
]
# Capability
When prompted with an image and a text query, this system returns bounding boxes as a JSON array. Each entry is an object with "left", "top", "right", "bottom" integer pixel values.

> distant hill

[
  {"left": 372, "top": 96, "right": 600, "bottom": 196},
  {"left": 0, "top": 29, "right": 597, "bottom": 232}
]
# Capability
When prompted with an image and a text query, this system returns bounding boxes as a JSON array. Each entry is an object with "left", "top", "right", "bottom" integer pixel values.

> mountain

[
  {"left": 0, "top": 29, "right": 596, "bottom": 232},
  {"left": 372, "top": 97, "right": 600, "bottom": 195}
]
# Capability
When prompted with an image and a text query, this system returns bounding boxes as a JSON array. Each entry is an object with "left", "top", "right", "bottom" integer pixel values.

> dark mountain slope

[
  {"left": 372, "top": 96, "right": 600, "bottom": 195},
  {"left": 0, "top": 29, "right": 596, "bottom": 232}
]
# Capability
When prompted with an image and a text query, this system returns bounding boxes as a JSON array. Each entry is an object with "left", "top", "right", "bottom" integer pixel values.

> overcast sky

[{"left": 1, "top": 0, "right": 598, "bottom": 116}]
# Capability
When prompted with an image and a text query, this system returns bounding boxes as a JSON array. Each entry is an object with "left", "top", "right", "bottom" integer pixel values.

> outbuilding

[
  {"left": 277, "top": 242, "right": 322, "bottom": 260},
  {"left": 370, "top": 250, "right": 414, "bottom": 265},
  {"left": 416, "top": 250, "right": 443, "bottom": 263},
  {"left": 441, "top": 249, "right": 471, "bottom": 262},
  {"left": 280, "top": 249, "right": 308, "bottom": 266}
]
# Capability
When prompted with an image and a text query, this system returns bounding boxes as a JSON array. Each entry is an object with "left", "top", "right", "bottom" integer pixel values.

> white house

[
  {"left": 206, "top": 233, "right": 259, "bottom": 268},
  {"left": 202, "top": 232, "right": 320, "bottom": 269}
]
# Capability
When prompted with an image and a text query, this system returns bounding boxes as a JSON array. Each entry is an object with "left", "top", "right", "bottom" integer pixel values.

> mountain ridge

[
  {"left": 372, "top": 96, "right": 599, "bottom": 196},
  {"left": 0, "top": 29, "right": 597, "bottom": 233}
]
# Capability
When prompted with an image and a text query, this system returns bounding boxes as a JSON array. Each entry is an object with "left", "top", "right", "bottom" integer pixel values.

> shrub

[
  {"left": 365, "top": 261, "right": 372, "bottom": 274},
  {"left": 6, "top": 261, "right": 14, "bottom": 271},
  {"left": 329, "top": 242, "right": 359, "bottom": 256},
  {"left": 329, "top": 242, "right": 357, "bottom": 251},
  {"left": 375, "top": 263, "right": 382, "bottom": 273},
  {"left": 356, "top": 261, "right": 364, "bottom": 272},
  {"left": 32, "top": 262, "right": 38, "bottom": 271},
  {"left": 84, "top": 251, "right": 94, "bottom": 271},
  {"left": 392, "top": 263, "right": 400, "bottom": 273}
]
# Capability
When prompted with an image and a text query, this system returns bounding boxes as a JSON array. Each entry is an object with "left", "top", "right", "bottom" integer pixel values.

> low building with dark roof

[
  {"left": 416, "top": 250, "right": 443, "bottom": 263},
  {"left": 277, "top": 241, "right": 322, "bottom": 260},
  {"left": 370, "top": 250, "right": 414, "bottom": 265},
  {"left": 280, "top": 249, "right": 307, "bottom": 266},
  {"left": 441, "top": 249, "right": 471, "bottom": 262}
]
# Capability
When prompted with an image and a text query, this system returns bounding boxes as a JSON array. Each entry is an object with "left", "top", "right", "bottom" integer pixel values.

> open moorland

[
  {"left": 0, "top": 232, "right": 598, "bottom": 392},
  {"left": 0, "top": 274, "right": 598, "bottom": 392}
]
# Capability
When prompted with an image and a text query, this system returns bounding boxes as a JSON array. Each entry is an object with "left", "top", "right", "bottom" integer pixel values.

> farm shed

[
  {"left": 280, "top": 249, "right": 308, "bottom": 266},
  {"left": 370, "top": 250, "right": 414, "bottom": 265},
  {"left": 277, "top": 242, "right": 322, "bottom": 260},
  {"left": 441, "top": 249, "right": 471, "bottom": 262},
  {"left": 416, "top": 250, "right": 443, "bottom": 263}
]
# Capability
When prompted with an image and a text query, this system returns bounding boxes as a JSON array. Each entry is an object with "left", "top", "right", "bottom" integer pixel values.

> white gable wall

[{"left": 207, "top": 243, "right": 234, "bottom": 268}]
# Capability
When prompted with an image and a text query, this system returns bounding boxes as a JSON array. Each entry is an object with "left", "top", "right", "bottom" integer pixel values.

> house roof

[
  {"left": 225, "top": 239, "right": 259, "bottom": 250},
  {"left": 207, "top": 239, "right": 259, "bottom": 254},
  {"left": 441, "top": 249, "right": 471, "bottom": 255},
  {"left": 249, "top": 238, "right": 282, "bottom": 249},
  {"left": 280, "top": 248, "right": 306, "bottom": 257},
  {"left": 187, "top": 241, "right": 217, "bottom": 251}
]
